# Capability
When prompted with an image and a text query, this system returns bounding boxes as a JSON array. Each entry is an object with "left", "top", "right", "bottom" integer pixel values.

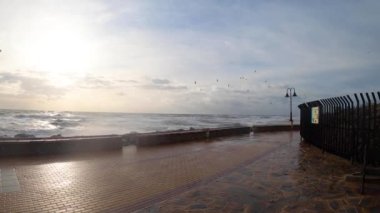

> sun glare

[
  {"left": 21, "top": 20, "right": 94, "bottom": 77},
  {"left": 37, "top": 31, "right": 90, "bottom": 73},
  {"left": 48, "top": 74, "right": 75, "bottom": 88}
]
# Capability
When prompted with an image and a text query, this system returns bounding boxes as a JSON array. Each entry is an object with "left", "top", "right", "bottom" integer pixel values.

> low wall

[
  {"left": 0, "top": 125, "right": 299, "bottom": 157},
  {"left": 123, "top": 126, "right": 252, "bottom": 146},
  {"left": 0, "top": 136, "right": 123, "bottom": 157},
  {"left": 0, "top": 127, "right": 252, "bottom": 156},
  {"left": 252, "top": 124, "right": 300, "bottom": 133}
]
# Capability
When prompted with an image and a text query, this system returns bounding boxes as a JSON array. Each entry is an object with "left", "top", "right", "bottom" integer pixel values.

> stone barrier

[
  {"left": 122, "top": 127, "right": 252, "bottom": 146},
  {"left": 252, "top": 124, "right": 300, "bottom": 133},
  {"left": 0, "top": 136, "right": 122, "bottom": 157}
]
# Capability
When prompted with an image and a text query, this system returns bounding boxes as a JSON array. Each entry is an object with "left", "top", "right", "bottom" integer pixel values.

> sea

[{"left": 0, "top": 109, "right": 298, "bottom": 138}]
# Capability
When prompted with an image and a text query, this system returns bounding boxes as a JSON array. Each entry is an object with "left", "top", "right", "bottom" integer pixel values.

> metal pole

[
  {"left": 285, "top": 88, "right": 296, "bottom": 127},
  {"left": 290, "top": 90, "right": 293, "bottom": 123}
]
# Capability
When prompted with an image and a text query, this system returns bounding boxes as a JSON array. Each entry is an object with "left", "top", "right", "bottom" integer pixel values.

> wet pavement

[{"left": 0, "top": 132, "right": 379, "bottom": 212}]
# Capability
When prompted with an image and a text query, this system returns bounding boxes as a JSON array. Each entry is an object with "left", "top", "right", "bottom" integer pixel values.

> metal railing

[{"left": 298, "top": 92, "right": 380, "bottom": 192}]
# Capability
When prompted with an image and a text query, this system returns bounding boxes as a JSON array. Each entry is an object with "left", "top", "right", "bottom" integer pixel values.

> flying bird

[{"left": 240, "top": 76, "right": 247, "bottom": 80}]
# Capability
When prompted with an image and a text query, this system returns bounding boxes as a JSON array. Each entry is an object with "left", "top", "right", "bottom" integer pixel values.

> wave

[
  {"left": 14, "top": 112, "right": 75, "bottom": 119},
  {"left": 50, "top": 118, "right": 82, "bottom": 129},
  {"left": 0, "top": 109, "right": 295, "bottom": 138}
]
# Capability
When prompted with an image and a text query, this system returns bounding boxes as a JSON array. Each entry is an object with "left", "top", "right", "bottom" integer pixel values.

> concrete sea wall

[
  {"left": 252, "top": 124, "right": 300, "bottom": 132},
  {"left": 0, "top": 125, "right": 298, "bottom": 157},
  {"left": 122, "top": 127, "right": 252, "bottom": 146},
  {"left": 0, "top": 136, "right": 123, "bottom": 157}
]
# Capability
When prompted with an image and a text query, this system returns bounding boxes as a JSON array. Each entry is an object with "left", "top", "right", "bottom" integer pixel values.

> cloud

[
  {"left": 78, "top": 75, "right": 138, "bottom": 89},
  {"left": 152, "top": 78, "right": 170, "bottom": 85},
  {"left": 0, "top": 72, "right": 66, "bottom": 98},
  {"left": 145, "top": 85, "right": 188, "bottom": 91},
  {"left": 133, "top": 77, "right": 188, "bottom": 91},
  {"left": 79, "top": 76, "right": 113, "bottom": 89},
  {"left": 141, "top": 82, "right": 188, "bottom": 91},
  {"left": 117, "top": 79, "right": 138, "bottom": 84}
]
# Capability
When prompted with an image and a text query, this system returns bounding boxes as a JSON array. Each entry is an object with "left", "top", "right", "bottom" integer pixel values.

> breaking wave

[{"left": 0, "top": 110, "right": 296, "bottom": 138}]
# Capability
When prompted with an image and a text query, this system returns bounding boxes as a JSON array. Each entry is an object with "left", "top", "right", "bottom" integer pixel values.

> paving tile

[
  {"left": 0, "top": 174, "right": 16, "bottom": 180},
  {"left": 153, "top": 134, "right": 380, "bottom": 212},
  {"left": 1, "top": 169, "right": 16, "bottom": 176},
  {"left": 1, "top": 181, "right": 19, "bottom": 188},
  {"left": 0, "top": 132, "right": 379, "bottom": 212},
  {"left": 1, "top": 185, "right": 21, "bottom": 193}
]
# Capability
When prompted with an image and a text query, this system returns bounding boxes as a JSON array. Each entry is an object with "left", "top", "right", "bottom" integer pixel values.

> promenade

[{"left": 1, "top": 132, "right": 379, "bottom": 212}]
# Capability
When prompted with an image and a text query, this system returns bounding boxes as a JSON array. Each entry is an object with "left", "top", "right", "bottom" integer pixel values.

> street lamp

[{"left": 285, "top": 88, "right": 297, "bottom": 124}]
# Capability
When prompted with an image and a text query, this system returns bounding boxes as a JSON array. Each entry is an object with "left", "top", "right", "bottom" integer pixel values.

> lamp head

[
  {"left": 293, "top": 91, "right": 297, "bottom": 97},
  {"left": 285, "top": 92, "right": 289, "bottom": 97}
]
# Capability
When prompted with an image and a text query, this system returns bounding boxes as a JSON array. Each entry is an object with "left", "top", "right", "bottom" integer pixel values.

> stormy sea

[{"left": 0, "top": 109, "right": 297, "bottom": 138}]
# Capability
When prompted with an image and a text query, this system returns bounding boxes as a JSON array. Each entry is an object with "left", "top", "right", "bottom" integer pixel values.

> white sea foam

[{"left": 0, "top": 109, "right": 298, "bottom": 138}]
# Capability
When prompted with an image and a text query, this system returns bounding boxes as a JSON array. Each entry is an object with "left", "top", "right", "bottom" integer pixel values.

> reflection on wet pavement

[
  {"left": 140, "top": 133, "right": 380, "bottom": 213},
  {"left": 0, "top": 132, "right": 379, "bottom": 212}
]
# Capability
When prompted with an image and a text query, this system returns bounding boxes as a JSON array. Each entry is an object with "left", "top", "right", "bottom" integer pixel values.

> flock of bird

[
  {"left": 193, "top": 70, "right": 272, "bottom": 91},
  {"left": 191, "top": 69, "right": 283, "bottom": 104}
]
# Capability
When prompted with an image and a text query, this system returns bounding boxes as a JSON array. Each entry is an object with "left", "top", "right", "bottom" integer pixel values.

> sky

[{"left": 0, "top": 0, "right": 379, "bottom": 115}]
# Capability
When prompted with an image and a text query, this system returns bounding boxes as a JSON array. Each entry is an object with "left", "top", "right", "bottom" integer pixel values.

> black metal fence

[{"left": 298, "top": 92, "right": 380, "bottom": 165}]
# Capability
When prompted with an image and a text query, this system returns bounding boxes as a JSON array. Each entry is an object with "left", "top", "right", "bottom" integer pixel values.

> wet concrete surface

[
  {"left": 138, "top": 132, "right": 380, "bottom": 213},
  {"left": 0, "top": 132, "right": 379, "bottom": 212}
]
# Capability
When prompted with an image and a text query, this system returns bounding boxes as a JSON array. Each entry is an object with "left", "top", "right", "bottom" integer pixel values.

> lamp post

[{"left": 285, "top": 88, "right": 297, "bottom": 125}]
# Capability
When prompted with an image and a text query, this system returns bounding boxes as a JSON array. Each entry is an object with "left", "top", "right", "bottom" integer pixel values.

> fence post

[
  {"left": 372, "top": 92, "right": 379, "bottom": 164},
  {"left": 347, "top": 95, "right": 355, "bottom": 163},
  {"left": 354, "top": 94, "right": 360, "bottom": 162},
  {"left": 336, "top": 97, "right": 343, "bottom": 155},
  {"left": 337, "top": 97, "right": 345, "bottom": 156},
  {"left": 366, "top": 93, "right": 373, "bottom": 164},
  {"left": 342, "top": 96, "right": 349, "bottom": 157},
  {"left": 320, "top": 99, "right": 327, "bottom": 153},
  {"left": 359, "top": 93, "right": 367, "bottom": 194},
  {"left": 332, "top": 98, "right": 340, "bottom": 155},
  {"left": 326, "top": 98, "right": 334, "bottom": 153}
]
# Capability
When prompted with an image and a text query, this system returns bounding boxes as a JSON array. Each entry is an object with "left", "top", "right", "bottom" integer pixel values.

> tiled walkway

[
  {"left": 0, "top": 168, "right": 21, "bottom": 193},
  {"left": 0, "top": 132, "right": 379, "bottom": 212}
]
